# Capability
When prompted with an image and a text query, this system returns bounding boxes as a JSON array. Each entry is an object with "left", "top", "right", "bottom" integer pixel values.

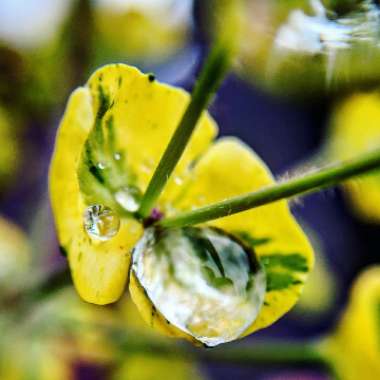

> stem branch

[
  {"left": 137, "top": 44, "right": 232, "bottom": 218},
  {"left": 159, "top": 148, "right": 380, "bottom": 228}
]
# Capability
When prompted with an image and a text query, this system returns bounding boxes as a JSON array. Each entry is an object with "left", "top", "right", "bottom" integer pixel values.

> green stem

[
  {"left": 159, "top": 148, "right": 380, "bottom": 228},
  {"left": 110, "top": 328, "right": 331, "bottom": 371},
  {"left": 137, "top": 43, "right": 232, "bottom": 218}
]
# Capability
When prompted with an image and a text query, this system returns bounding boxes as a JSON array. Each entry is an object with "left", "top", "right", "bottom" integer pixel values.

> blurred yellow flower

[
  {"left": 49, "top": 63, "right": 313, "bottom": 345},
  {"left": 318, "top": 266, "right": 380, "bottom": 380},
  {"left": 93, "top": 0, "right": 193, "bottom": 64},
  {"left": 327, "top": 92, "right": 380, "bottom": 222},
  {"left": 291, "top": 222, "right": 336, "bottom": 318}
]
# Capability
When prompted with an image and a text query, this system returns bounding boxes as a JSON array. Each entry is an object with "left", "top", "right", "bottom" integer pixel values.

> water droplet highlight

[
  {"left": 115, "top": 186, "right": 141, "bottom": 213},
  {"left": 174, "top": 176, "right": 183, "bottom": 185},
  {"left": 114, "top": 152, "right": 121, "bottom": 161},
  {"left": 96, "top": 162, "right": 107, "bottom": 170},
  {"left": 132, "top": 227, "right": 266, "bottom": 346},
  {"left": 83, "top": 205, "right": 120, "bottom": 241}
]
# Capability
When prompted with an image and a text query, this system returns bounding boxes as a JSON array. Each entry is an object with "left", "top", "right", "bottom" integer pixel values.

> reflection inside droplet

[
  {"left": 132, "top": 226, "right": 266, "bottom": 346},
  {"left": 83, "top": 205, "right": 120, "bottom": 241},
  {"left": 114, "top": 186, "right": 141, "bottom": 212}
]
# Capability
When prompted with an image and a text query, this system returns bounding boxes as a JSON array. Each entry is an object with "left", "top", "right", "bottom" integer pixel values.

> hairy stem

[
  {"left": 159, "top": 148, "right": 380, "bottom": 227},
  {"left": 137, "top": 43, "right": 232, "bottom": 218}
]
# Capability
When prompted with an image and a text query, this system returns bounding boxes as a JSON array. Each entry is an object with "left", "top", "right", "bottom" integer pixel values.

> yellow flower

[
  {"left": 318, "top": 266, "right": 380, "bottom": 380},
  {"left": 293, "top": 222, "right": 336, "bottom": 318},
  {"left": 49, "top": 63, "right": 314, "bottom": 345},
  {"left": 327, "top": 92, "right": 380, "bottom": 222}
]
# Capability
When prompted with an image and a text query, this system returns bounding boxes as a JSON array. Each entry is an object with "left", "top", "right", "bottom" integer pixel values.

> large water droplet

[
  {"left": 132, "top": 227, "right": 266, "bottom": 346},
  {"left": 83, "top": 205, "right": 120, "bottom": 241},
  {"left": 114, "top": 186, "right": 141, "bottom": 213}
]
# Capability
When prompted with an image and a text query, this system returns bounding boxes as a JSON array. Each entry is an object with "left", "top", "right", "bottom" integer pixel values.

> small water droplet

[
  {"left": 115, "top": 186, "right": 141, "bottom": 212},
  {"left": 83, "top": 205, "right": 120, "bottom": 241},
  {"left": 97, "top": 162, "right": 107, "bottom": 170},
  {"left": 174, "top": 176, "right": 183, "bottom": 185},
  {"left": 114, "top": 152, "right": 121, "bottom": 161}
]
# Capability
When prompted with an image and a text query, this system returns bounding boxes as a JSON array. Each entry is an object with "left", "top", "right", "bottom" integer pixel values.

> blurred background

[{"left": 0, "top": 0, "right": 379, "bottom": 379}]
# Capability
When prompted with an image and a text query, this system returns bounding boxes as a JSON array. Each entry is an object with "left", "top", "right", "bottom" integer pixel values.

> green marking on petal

[
  {"left": 233, "top": 231, "right": 272, "bottom": 247},
  {"left": 265, "top": 272, "right": 302, "bottom": 292},
  {"left": 226, "top": 233, "right": 308, "bottom": 292},
  {"left": 260, "top": 253, "right": 308, "bottom": 292},
  {"left": 260, "top": 254, "right": 309, "bottom": 273},
  {"left": 77, "top": 85, "right": 142, "bottom": 214}
]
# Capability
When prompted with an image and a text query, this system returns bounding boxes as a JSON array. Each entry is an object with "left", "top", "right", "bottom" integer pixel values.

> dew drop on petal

[
  {"left": 96, "top": 161, "right": 107, "bottom": 170},
  {"left": 132, "top": 226, "right": 266, "bottom": 346},
  {"left": 115, "top": 186, "right": 141, "bottom": 213},
  {"left": 83, "top": 205, "right": 120, "bottom": 241},
  {"left": 174, "top": 176, "right": 184, "bottom": 186}
]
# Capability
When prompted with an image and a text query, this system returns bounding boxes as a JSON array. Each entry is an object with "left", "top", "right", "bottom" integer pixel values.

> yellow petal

[
  {"left": 50, "top": 64, "right": 216, "bottom": 305},
  {"left": 49, "top": 87, "right": 142, "bottom": 305},
  {"left": 318, "top": 266, "right": 380, "bottom": 380},
  {"left": 175, "top": 137, "right": 314, "bottom": 335},
  {"left": 86, "top": 63, "right": 217, "bottom": 207},
  {"left": 327, "top": 92, "right": 380, "bottom": 222}
]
